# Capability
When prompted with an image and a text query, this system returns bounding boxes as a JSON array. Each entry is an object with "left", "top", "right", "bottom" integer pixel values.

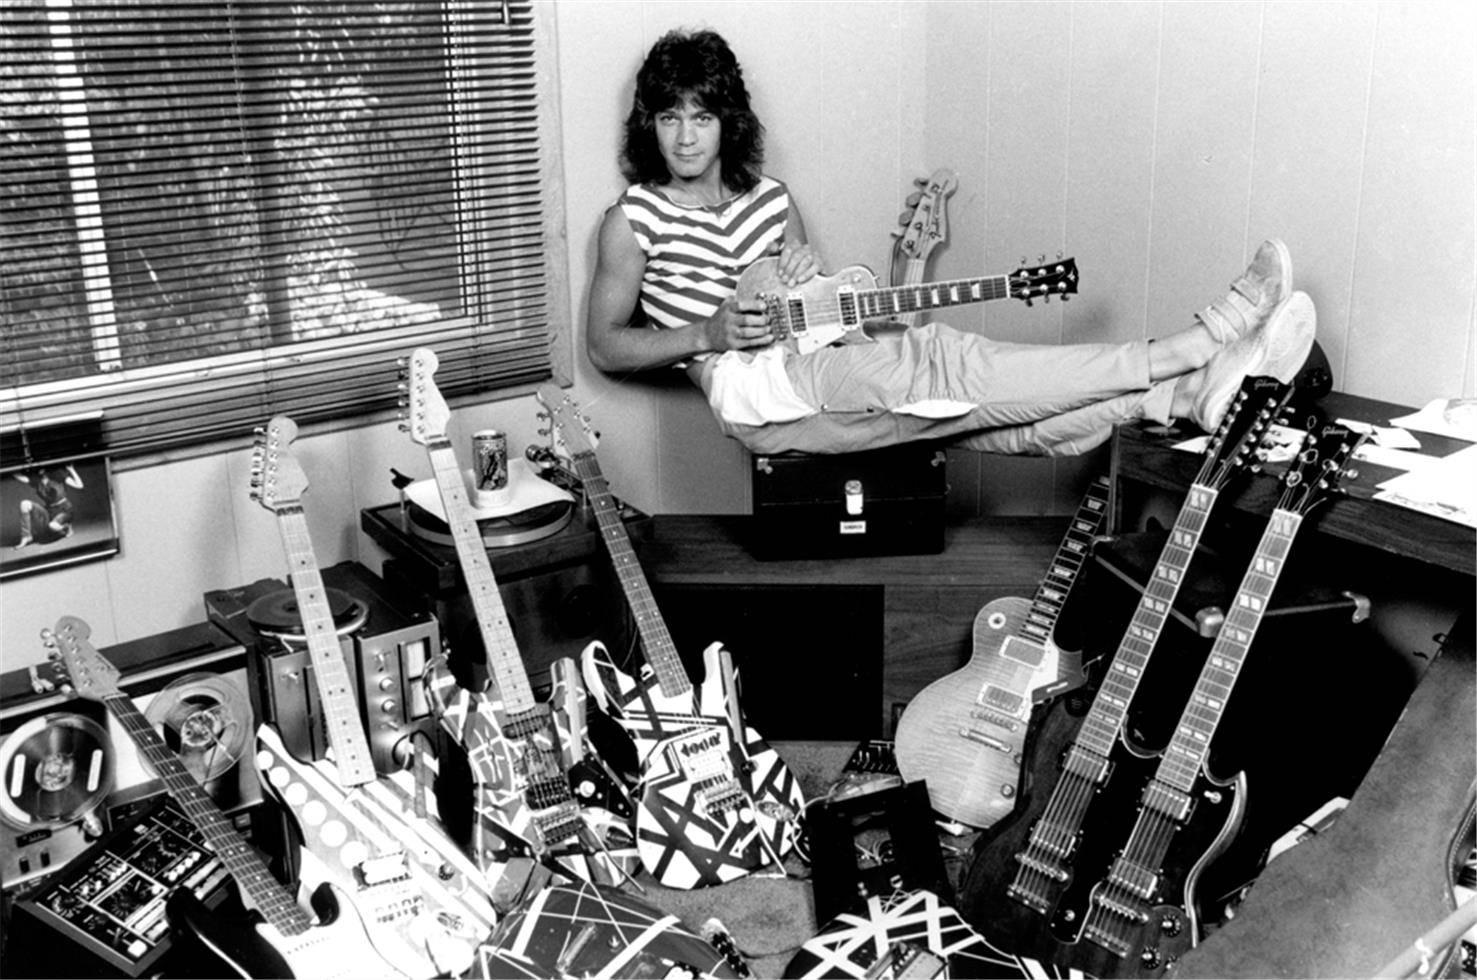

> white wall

[{"left": 2, "top": 0, "right": 1472, "bottom": 667}]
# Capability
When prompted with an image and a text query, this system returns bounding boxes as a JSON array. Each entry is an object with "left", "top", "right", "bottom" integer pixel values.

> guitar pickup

[{"left": 359, "top": 852, "right": 412, "bottom": 886}]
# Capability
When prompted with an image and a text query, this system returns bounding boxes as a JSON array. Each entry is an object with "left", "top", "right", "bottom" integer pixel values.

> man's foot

[
  {"left": 1186, "top": 290, "right": 1317, "bottom": 432},
  {"left": 1198, "top": 239, "right": 1293, "bottom": 344},
  {"left": 14, "top": 536, "right": 31, "bottom": 550}
]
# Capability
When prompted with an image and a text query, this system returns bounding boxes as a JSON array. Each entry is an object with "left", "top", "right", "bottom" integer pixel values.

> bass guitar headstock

[{"left": 897, "top": 168, "right": 958, "bottom": 264}]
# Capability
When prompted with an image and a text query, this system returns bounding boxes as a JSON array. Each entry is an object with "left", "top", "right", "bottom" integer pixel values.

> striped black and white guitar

[
  {"left": 535, "top": 384, "right": 807, "bottom": 889},
  {"left": 401, "top": 349, "right": 636, "bottom": 888}
]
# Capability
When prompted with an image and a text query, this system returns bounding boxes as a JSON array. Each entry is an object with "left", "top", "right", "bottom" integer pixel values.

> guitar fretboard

[
  {"left": 1074, "top": 485, "right": 1219, "bottom": 760},
  {"left": 105, "top": 694, "right": 312, "bottom": 936},
  {"left": 1156, "top": 509, "right": 1302, "bottom": 791},
  {"left": 568, "top": 451, "right": 691, "bottom": 700},
  {"left": 272, "top": 504, "right": 376, "bottom": 786},
  {"left": 427, "top": 439, "right": 537, "bottom": 712},
  {"left": 1019, "top": 476, "right": 1111, "bottom": 648},
  {"left": 856, "top": 274, "right": 1010, "bottom": 319}
]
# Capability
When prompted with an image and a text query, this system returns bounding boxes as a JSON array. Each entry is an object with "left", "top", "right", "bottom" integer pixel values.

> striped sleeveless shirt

[{"left": 617, "top": 176, "right": 790, "bottom": 330}]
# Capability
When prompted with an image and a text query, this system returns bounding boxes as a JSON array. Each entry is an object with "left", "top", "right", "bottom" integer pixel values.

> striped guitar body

[
  {"left": 424, "top": 655, "right": 638, "bottom": 887},
  {"left": 536, "top": 383, "right": 806, "bottom": 890},
  {"left": 783, "top": 888, "right": 1085, "bottom": 979},
  {"left": 471, "top": 880, "right": 745, "bottom": 979},
  {"left": 582, "top": 640, "right": 805, "bottom": 888},
  {"left": 895, "top": 477, "right": 1110, "bottom": 829},
  {"left": 253, "top": 725, "right": 498, "bottom": 977}
]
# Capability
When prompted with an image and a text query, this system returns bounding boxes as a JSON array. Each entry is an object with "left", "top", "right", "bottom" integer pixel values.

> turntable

[{"left": 399, "top": 455, "right": 575, "bottom": 549}]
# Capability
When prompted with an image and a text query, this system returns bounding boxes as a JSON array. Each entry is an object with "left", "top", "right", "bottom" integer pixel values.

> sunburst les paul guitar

[
  {"left": 895, "top": 474, "right": 1110, "bottom": 830},
  {"left": 42, "top": 615, "right": 399, "bottom": 980},
  {"left": 1072, "top": 421, "right": 1365, "bottom": 979},
  {"left": 740, "top": 247, "right": 1077, "bottom": 356},
  {"left": 957, "top": 376, "right": 1294, "bottom": 972},
  {"left": 399, "top": 350, "right": 637, "bottom": 888},
  {"left": 534, "top": 384, "right": 808, "bottom": 890},
  {"left": 248, "top": 416, "right": 498, "bottom": 978}
]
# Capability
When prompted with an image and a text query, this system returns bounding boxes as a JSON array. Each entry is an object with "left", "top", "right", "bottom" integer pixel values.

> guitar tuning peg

[
  {"left": 1057, "top": 250, "right": 1065, "bottom": 260},
  {"left": 1020, "top": 256, "right": 1028, "bottom": 266},
  {"left": 1023, "top": 297, "right": 1034, "bottom": 308},
  {"left": 1060, "top": 293, "right": 1070, "bottom": 302},
  {"left": 1038, "top": 253, "right": 1046, "bottom": 264}
]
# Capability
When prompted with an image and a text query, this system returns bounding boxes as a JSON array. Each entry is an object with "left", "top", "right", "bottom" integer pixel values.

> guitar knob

[
  {"left": 1160, "top": 914, "right": 1182, "bottom": 936},
  {"left": 380, "top": 698, "right": 398, "bottom": 714},
  {"left": 1140, "top": 948, "right": 1162, "bottom": 970}
]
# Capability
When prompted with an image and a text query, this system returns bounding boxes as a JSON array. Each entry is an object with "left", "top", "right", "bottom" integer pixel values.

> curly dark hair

[{"left": 620, "top": 29, "right": 764, "bottom": 192}]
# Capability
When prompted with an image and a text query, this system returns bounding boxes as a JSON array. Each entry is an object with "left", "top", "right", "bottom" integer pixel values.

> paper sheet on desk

[
  {"left": 1374, "top": 444, "right": 1477, "bottom": 529},
  {"left": 404, "top": 456, "right": 573, "bottom": 521},
  {"left": 1390, "top": 398, "right": 1477, "bottom": 442}
]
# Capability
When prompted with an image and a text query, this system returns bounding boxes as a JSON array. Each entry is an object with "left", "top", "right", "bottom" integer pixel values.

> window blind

[{"left": 1, "top": 0, "right": 567, "bottom": 465}]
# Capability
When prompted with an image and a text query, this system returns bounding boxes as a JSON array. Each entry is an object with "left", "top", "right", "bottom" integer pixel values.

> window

[{"left": 1, "top": 0, "right": 568, "bottom": 463}]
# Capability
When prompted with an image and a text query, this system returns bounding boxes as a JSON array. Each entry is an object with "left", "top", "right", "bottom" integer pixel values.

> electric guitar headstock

[
  {"left": 1197, "top": 375, "right": 1296, "bottom": 490},
  {"left": 42, "top": 616, "right": 122, "bottom": 703},
  {"left": 1009, "top": 256, "right": 1080, "bottom": 306},
  {"left": 896, "top": 168, "right": 958, "bottom": 264},
  {"left": 1278, "top": 420, "right": 1366, "bottom": 515},
  {"left": 534, "top": 384, "right": 599, "bottom": 464},
  {"left": 399, "top": 347, "right": 450, "bottom": 446},
  {"left": 249, "top": 415, "right": 308, "bottom": 512}
]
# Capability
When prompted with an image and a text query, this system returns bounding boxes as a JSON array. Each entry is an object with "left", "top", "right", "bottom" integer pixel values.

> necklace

[{"left": 662, "top": 184, "right": 736, "bottom": 215}]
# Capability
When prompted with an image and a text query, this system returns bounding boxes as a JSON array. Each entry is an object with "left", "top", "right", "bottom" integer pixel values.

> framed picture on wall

[{"left": 0, "top": 414, "right": 120, "bottom": 581}]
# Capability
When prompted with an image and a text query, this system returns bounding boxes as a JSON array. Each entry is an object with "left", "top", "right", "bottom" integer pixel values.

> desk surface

[{"left": 1109, "top": 391, "right": 1475, "bottom": 578}]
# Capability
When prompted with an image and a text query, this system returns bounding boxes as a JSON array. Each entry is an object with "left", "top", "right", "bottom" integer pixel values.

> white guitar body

[
  {"left": 253, "top": 725, "right": 497, "bottom": 978},
  {"left": 581, "top": 639, "right": 805, "bottom": 888},
  {"left": 185, "top": 881, "right": 401, "bottom": 980}
]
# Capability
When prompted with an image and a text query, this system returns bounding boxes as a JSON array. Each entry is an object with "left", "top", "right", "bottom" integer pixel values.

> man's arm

[{"left": 585, "top": 205, "right": 778, "bottom": 374}]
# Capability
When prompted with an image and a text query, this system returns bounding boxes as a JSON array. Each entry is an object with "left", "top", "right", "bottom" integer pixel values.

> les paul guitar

[
  {"left": 739, "top": 249, "right": 1077, "bottom": 356},
  {"left": 895, "top": 474, "right": 1110, "bottom": 829},
  {"left": 1073, "top": 421, "right": 1364, "bottom": 979},
  {"left": 957, "top": 376, "right": 1294, "bottom": 972},
  {"left": 247, "top": 416, "right": 498, "bottom": 978},
  {"left": 400, "top": 349, "right": 635, "bottom": 888},
  {"left": 891, "top": 167, "right": 957, "bottom": 329},
  {"left": 42, "top": 616, "right": 398, "bottom": 980},
  {"left": 535, "top": 384, "right": 807, "bottom": 890}
]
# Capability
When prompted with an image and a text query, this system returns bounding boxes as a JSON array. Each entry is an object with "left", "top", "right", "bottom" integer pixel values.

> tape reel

[
  {"left": 144, "top": 672, "right": 252, "bottom": 788},
  {"left": 0, "top": 712, "right": 114, "bottom": 829}
]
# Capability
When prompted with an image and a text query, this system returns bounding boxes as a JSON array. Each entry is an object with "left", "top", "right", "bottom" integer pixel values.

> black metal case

[{"left": 749, "top": 444, "right": 948, "bottom": 560}]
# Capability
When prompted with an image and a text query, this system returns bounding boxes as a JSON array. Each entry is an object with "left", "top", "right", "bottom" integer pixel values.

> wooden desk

[{"left": 1108, "top": 391, "right": 1475, "bottom": 577}]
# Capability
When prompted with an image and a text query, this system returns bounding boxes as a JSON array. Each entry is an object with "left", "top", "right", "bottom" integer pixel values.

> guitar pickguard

[
  {"left": 581, "top": 640, "right": 806, "bottom": 888},
  {"left": 253, "top": 726, "right": 497, "bottom": 979}
]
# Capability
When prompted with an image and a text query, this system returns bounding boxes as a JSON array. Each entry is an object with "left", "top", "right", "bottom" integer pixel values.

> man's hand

[
  {"left": 702, "top": 296, "right": 773, "bottom": 351},
  {"left": 770, "top": 240, "right": 822, "bottom": 287}
]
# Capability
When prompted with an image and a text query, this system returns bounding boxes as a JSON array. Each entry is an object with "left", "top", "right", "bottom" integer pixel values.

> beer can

[{"left": 472, "top": 429, "right": 509, "bottom": 493}]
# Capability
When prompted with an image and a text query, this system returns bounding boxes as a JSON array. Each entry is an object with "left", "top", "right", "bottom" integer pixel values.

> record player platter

[
  {"left": 405, "top": 498, "right": 574, "bottom": 548},
  {"left": 246, "top": 586, "right": 369, "bottom": 638}
]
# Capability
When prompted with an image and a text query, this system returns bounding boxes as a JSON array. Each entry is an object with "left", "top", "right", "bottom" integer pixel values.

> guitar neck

[
  {"left": 1155, "top": 508, "right": 1302, "bottom": 790},
  {"left": 103, "top": 693, "right": 312, "bottom": 936},
  {"left": 272, "top": 505, "right": 377, "bottom": 786},
  {"left": 568, "top": 451, "right": 691, "bottom": 699},
  {"left": 1075, "top": 483, "right": 1220, "bottom": 757},
  {"left": 1018, "top": 476, "right": 1111, "bottom": 647},
  {"left": 894, "top": 257, "right": 929, "bottom": 326},
  {"left": 427, "top": 440, "right": 537, "bottom": 712},
  {"left": 859, "top": 272, "right": 1010, "bottom": 319}
]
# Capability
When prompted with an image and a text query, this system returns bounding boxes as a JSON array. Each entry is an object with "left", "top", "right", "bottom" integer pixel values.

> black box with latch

[{"left": 749, "top": 443, "right": 948, "bottom": 560}]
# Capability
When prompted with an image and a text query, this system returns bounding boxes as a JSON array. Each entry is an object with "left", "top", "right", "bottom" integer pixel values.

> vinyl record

[
  {"left": 246, "top": 586, "right": 368, "bottom": 639},
  {"left": 0, "top": 713, "right": 113, "bottom": 828},
  {"left": 145, "top": 672, "right": 252, "bottom": 786},
  {"left": 406, "top": 498, "right": 574, "bottom": 548}
]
